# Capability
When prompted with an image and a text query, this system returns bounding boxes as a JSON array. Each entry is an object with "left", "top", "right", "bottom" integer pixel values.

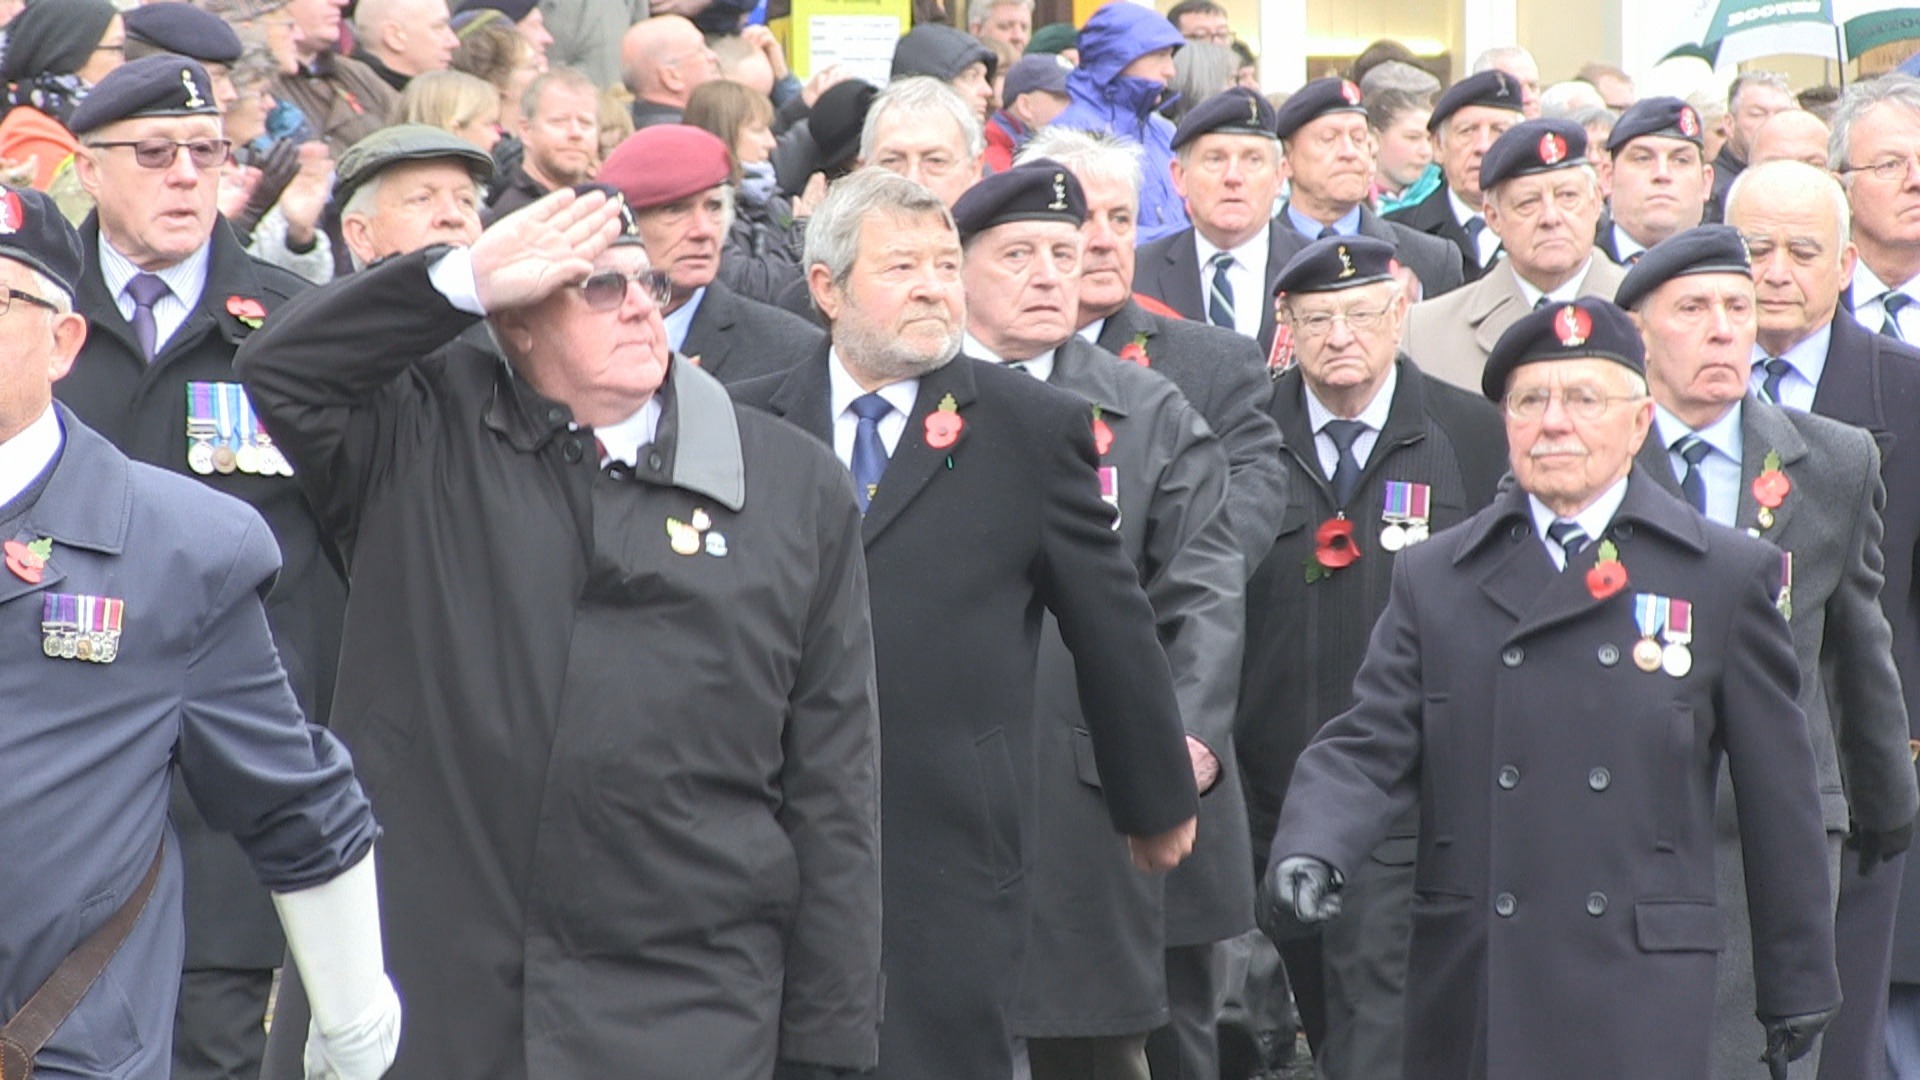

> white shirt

[
  {"left": 663, "top": 287, "right": 706, "bottom": 354},
  {"left": 0, "top": 405, "right": 62, "bottom": 508},
  {"left": 1303, "top": 364, "right": 1397, "bottom": 481},
  {"left": 1513, "top": 257, "right": 1595, "bottom": 310},
  {"left": 1528, "top": 476, "right": 1629, "bottom": 570},
  {"left": 1653, "top": 403, "right": 1744, "bottom": 526},
  {"left": 99, "top": 233, "right": 210, "bottom": 357},
  {"left": 588, "top": 399, "right": 662, "bottom": 468},
  {"left": 1851, "top": 262, "right": 1920, "bottom": 341},
  {"left": 964, "top": 333, "right": 1056, "bottom": 382},
  {"left": 1748, "top": 322, "right": 1832, "bottom": 412},
  {"left": 1076, "top": 318, "right": 1106, "bottom": 345},
  {"left": 1192, "top": 227, "right": 1269, "bottom": 340},
  {"left": 829, "top": 347, "right": 918, "bottom": 468},
  {"left": 1449, "top": 187, "right": 1500, "bottom": 267}
]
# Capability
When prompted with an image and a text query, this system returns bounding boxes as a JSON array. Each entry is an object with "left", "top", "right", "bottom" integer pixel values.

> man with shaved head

[
  {"left": 1748, "top": 110, "right": 1832, "bottom": 170},
  {"left": 353, "top": 0, "right": 459, "bottom": 91},
  {"left": 621, "top": 15, "right": 720, "bottom": 128}
]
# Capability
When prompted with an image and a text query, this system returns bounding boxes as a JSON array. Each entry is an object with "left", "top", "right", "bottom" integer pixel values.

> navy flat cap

[{"left": 1173, "top": 87, "right": 1278, "bottom": 150}]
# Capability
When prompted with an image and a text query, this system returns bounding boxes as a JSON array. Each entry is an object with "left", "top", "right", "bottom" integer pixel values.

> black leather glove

[
  {"left": 1760, "top": 1007, "right": 1836, "bottom": 1080},
  {"left": 1848, "top": 818, "right": 1915, "bottom": 875},
  {"left": 229, "top": 138, "right": 301, "bottom": 245},
  {"left": 1256, "top": 855, "right": 1343, "bottom": 942},
  {"left": 772, "top": 1062, "right": 872, "bottom": 1080}
]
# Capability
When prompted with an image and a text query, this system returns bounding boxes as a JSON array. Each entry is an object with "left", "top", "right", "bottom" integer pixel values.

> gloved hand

[
  {"left": 1847, "top": 818, "right": 1915, "bottom": 875},
  {"left": 1256, "top": 855, "right": 1343, "bottom": 942},
  {"left": 230, "top": 138, "right": 301, "bottom": 244},
  {"left": 1760, "top": 1007, "right": 1836, "bottom": 1080},
  {"left": 303, "top": 977, "right": 401, "bottom": 1080}
]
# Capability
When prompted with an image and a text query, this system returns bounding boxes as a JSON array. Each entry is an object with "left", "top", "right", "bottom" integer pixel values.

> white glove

[{"left": 272, "top": 851, "right": 401, "bottom": 1079}]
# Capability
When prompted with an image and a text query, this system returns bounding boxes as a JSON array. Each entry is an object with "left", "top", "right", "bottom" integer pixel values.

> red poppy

[
  {"left": 1753, "top": 470, "right": 1790, "bottom": 508},
  {"left": 926, "top": 410, "right": 963, "bottom": 449},
  {"left": 226, "top": 295, "right": 266, "bottom": 328},
  {"left": 1092, "top": 416, "right": 1114, "bottom": 456},
  {"left": 4, "top": 539, "right": 45, "bottom": 584},
  {"left": 1119, "top": 342, "right": 1149, "bottom": 366},
  {"left": 1314, "top": 517, "right": 1360, "bottom": 570}
]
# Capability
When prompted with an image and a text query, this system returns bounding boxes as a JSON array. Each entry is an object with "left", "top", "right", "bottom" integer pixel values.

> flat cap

[
  {"left": 1613, "top": 224, "right": 1751, "bottom": 311},
  {"left": 1027, "top": 23, "right": 1078, "bottom": 56},
  {"left": 1172, "top": 87, "right": 1277, "bottom": 150},
  {"left": 453, "top": 0, "right": 538, "bottom": 22},
  {"left": 0, "top": 187, "right": 85, "bottom": 302},
  {"left": 1272, "top": 235, "right": 1398, "bottom": 297},
  {"left": 1606, "top": 95, "right": 1705, "bottom": 153},
  {"left": 952, "top": 159, "right": 1087, "bottom": 241},
  {"left": 335, "top": 124, "right": 496, "bottom": 209},
  {"left": 597, "top": 125, "right": 732, "bottom": 211},
  {"left": 1482, "top": 297, "right": 1646, "bottom": 400},
  {"left": 1429, "top": 69, "right": 1526, "bottom": 132},
  {"left": 124, "top": 4, "right": 245, "bottom": 64},
  {"left": 1272, "top": 77, "right": 1366, "bottom": 141},
  {"left": 1004, "top": 54, "right": 1071, "bottom": 102},
  {"left": 1477, "top": 118, "right": 1588, "bottom": 191},
  {"left": 69, "top": 55, "right": 221, "bottom": 135}
]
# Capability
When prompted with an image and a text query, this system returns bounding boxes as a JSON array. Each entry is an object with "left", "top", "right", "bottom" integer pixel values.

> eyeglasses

[
  {"left": 580, "top": 268, "right": 672, "bottom": 310},
  {"left": 1183, "top": 28, "right": 1233, "bottom": 44},
  {"left": 1286, "top": 305, "right": 1392, "bottom": 338},
  {"left": 0, "top": 284, "right": 58, "bottom": 316},
  {"left": 1840, "top": 153, "right": 1920, "bottom": 183},
  {"left": 87, "top": 138, "right": 233, "bottom": 170},
  {"left": 1504, "top": 386, "right": 1645, "bottom": 420}
]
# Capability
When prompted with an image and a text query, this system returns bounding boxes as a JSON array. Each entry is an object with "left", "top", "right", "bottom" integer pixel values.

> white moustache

[{"left": 1530, "top": 441, "right": 1588, "bottom": 458}]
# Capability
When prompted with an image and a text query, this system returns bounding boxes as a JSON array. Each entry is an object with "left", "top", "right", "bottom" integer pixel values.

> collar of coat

[
  {"left": 1044, "top": 336, "right": 1132, "bottom": 418},
  {"left": 1451, "top": 462, "right": 1709, "bottom": 566},
  {"left": 10, "top": 402, "right": 131, "bottom": 557},
  {"left": 485, "top": 352, "right": 746, "bottom": 512},
  {"left": 1271, "top": 354, "right": 1432, "bottom": 465},
  {"left": 78, "top": 213, "right": 275, "bottom": 359}
]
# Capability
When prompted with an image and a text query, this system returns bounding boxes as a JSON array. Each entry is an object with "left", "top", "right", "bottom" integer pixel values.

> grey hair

[
  {"left": 1729, "top": 70, "right": 1793, "bottom": 111},
  {"left": 1725, "top": 158, "right": 1853, "bottom": 249},
  {"left": 21, "top": 265, "right": 71, "bottom": 315},
  {"left": 804, "top": 167, "right": 957, "bottom": 286},
  {"left": 1829, "top": 75, "right": 1920, "bottom": 173},
  {"left": 967, "top": 0, "right": 1032, "bottom": 26},
  {"left": 1360, "top": 60, "right": 1440, "bottom": 99},
  {"left": 860, "top": 76, "right": 986, "bottom": 162},
  {"left": 1017, "top": 127, "right": 1144, "bottom": 201},
  {"left": 339, "top": 172, "right": 387, "bottom": 272},
  {"left": 1539, "top": 80, "right": 1605, "bottom": 118},
  {"left": 1471, "top": 45, "right": 1535, "bottom": 75},
  {"left": 1162, "top": 42, "right": 1237, "bottom": 124}
]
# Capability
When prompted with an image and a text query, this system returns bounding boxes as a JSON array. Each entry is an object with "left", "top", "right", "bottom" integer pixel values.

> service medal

[
  {"left": 1662, "top": 597, "right": 1694, "bottom": 677},
  {"left": 186, "top": 383, "right": 218, "bottom": 474},
  {"left": 187, "top": 442, "right": 215, "bottom": 475},
  {"left": 1632, "top": 593, "right": 1667, "bottom": 673},
  {"left": 1099, "top": 466, "right": 1121, "bottom": 530}
]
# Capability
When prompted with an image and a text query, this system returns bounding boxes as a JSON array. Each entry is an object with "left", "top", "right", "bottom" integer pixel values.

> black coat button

[
  {"left": 546, "top": 406, "right": 566, "bottom": 424},
  {"left": 1588, "top": 767, "right": 1611, "bottom": 792},
  {"left": 1598, "top": 644, "right": 1619, "bottom": 667},
  {"left": 1495, "top": 893, "right": 1516, "bottom": 917},
  {"left": 1586, "top": 892, "right": 1608, "bottom": 916},
  {"left": 561, "top": 439, "right": 583, "bottom": 463},
  {"left": 1498, "top": 765, "right": 1520, "bottom": 789},
  {"left": 1502, "top": 646, "right": 1524, "bottom": 667},
  {"left": 647, "top": 451, "right": 664, "bottom": 471}
]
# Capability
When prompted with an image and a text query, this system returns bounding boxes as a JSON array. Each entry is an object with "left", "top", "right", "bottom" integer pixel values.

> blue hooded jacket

[{"left": 1051, "top": 3, "right": 1189, "bottom": 243}]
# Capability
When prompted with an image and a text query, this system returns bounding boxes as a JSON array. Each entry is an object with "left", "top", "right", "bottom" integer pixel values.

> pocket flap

[
  {"left": 1370, "top": 835, "right": 1419, "bottom": 866},
  {"left": 1072, "top": 726, "right": 1102, "bottom": 790},
  {"left": 1635, "top": 899, "right": 1726, "bottom": 953}
]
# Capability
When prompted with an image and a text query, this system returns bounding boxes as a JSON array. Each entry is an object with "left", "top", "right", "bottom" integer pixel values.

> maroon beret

[{"left": 596, "top": 126, "right": 732, "bottom": 212}]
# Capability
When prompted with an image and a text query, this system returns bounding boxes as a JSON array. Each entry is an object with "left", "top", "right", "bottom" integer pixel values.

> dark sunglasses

[
  {"left": 87, "top": 138, "right": 233, "bottom": 170},
  {"left": 580, "top": 268, "right": 672, "bottom": 311}
]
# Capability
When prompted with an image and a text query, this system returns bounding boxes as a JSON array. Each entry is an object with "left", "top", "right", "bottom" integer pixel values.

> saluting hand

[{"left": 471, "top": 188, "right": 624, "bottom": 313}]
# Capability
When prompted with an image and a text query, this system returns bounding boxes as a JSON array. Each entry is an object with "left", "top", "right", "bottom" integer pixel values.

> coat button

[
  {"left": 647, "top": 451, "right": 664, "bottom": 471},
  {"left": 1588, "top": 767, "right": 1611, "bottom": 792},
  {"left": 1586, "top": 892, "right": 1608, "bottom": 916},
  {"left": 561, "top": 439, "right": 583, "bottom": 464},
  {"left": 1502, "top": 646, "right": 1524, "bottom": 667},
  {"left": 546, "top": 406, "right": 567, "bottom": 424},
  {"left": 1497, "top": 765, "right": 1520, "bottom": 789},
  {"left": 1598, "top": 644, "right": 1619, "bottom": 667},
  {"left": 1494, "top": 893, "right": 1516, "bottom": 917}
]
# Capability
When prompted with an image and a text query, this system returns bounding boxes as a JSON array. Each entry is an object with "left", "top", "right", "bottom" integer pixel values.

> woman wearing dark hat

[{"left": 0, "top": 0, "right": 123, "bottom": 190}]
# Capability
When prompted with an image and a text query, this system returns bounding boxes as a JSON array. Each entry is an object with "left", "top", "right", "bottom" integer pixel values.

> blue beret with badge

[
  {"left": 1477, "top": 118, "right": 1589, "bottom": 191},
  {"left": 1429, "top": 69, "right": 1527, "bottom": 133},
  {"left": 1606, "top": 96, "right": 1706, "bottom": 153},
  {"left": 1482, "top": 296, "right": 1646, "bottom": 400},
  {"left": 952, "top": 159, "right": 1087, "bottom": 242},
  {"left": 123, "top": 3, "right": 245, "bottom": 65},
  {"left": 0, "top": 187, "right": 85, "bottom": 302},
  {"left": 1172, "top": 87, "right": 1278, "bottom": 151},
  {"left": 69, "top": 55, "right": 220, "bottom": 136},
  {"left": 1612, "top": 224, "right": 1751, "bottom": 311},
  {"left": 1272, "top": 235, "right": 1398, "bottom": 297},
  {"left": 1272, "top": 77, "right": 1367, "bottom": 141}
]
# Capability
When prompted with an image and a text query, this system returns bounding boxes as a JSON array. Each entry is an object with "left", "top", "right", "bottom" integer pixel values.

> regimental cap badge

[
  {"left": 1340, "top": 80, "right": 1361, "bottom": 105},
  {"left": 1539, "top": 132, "right": 1567, "bottom": 165},
  {"left": 1049, "top": 172, "right": 1068, "bottom": 211},
  {"left": 1336, "top": 244, "right": 1355, "bottom": 278},
  {"left": 181, "top": 67, "right": 206, "bottom": 109},
  {"left": 0, "top": 190, "right": 24, "bottom": 236},
  {"left": 1248, "top": 95, "right": 1260, "bottom": 124},
  {"left": 1556, "top": 304, "right": 1592, "bottom": 347},
  {"left": 1678, "top": 105, "right": 1700, "bottom": 138}
]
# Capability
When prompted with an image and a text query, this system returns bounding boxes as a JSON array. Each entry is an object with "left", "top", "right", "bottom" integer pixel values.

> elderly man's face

[
  {"left": 342, "top": 159, "right": 482, "bottom": 265},
  {"left": 521, "top": 81, "right": 599, "bottom": 188},
  {"left": 1285, "top": 112, "right": 1374, "bottom": 213},
  {"left": 1635, "top": 273, "right": 1756, "bottom": 424},
  {"left": 1437, "top": 105, "right": 1521, "bottom": 203},
  {"left": 383, "top": 0, "right": 459, "bottom": 77},
  {"left": 1609, "top": 136, "right": 1710, "bottom": 247},
  {"left": 1171, "top": 132, "right": 1282, "bottom": 250},
  {"left": 1731, "top": 84, "right": 1796, "bottom": 160},
  {"left": 972, "top": 3, "right": 1031, "bottom": 54},
  {"left": 1840, "top": 102, "right": 1920, "bottom": 253},
  {"left": 635, "top": 184, "right": 727, "bottom": 306},
  {"left": 1075, "top": 169, "right": 1137, "bottom": 322},
  {"left": 285, "top": 0, "right": 344, "bottom": 54},
  {"left": 77, "top": 115, "right": 225, "bottom": 272},
  {"left": 0, "top": 258, "right": 86, "bottom": 443},
  {"left": 963, "top": 218, "right": 1082, "bottom": 359},
  {"left": 511, "top": 243, "right": 670, "bottom": 416},
  {"left": 1730, "top": 174, "right": 1855, "bottom": 353},
  {"left": 1748, "top": 111, "right": 1831, "bottom": 169},
  {"left": 1285, "top": 280, "right": 1404, "bottom": 407},
  {"left": 815, "top": 211, "right": 965, "bottom": 384},
  {"left": 868, "top": 110, "right": 982, "bottom": 208},
  {"left": 1505, "top": 357, "right": 1652, "bottom": 515},
  {"left": 1484, "top": 169, "right": 1601, "bottom": 283}
]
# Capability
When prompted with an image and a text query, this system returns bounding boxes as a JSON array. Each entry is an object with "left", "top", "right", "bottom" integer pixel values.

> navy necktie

[
  {"left": 849, "top": 393, "right": 892, "bottom": 513},
  {"left": 126, "top": 272, "right": 170, "bottom": 361},
  {"left": 1465, "top": 216, "right": 1487, "bottom": 265},
  {"left": 1883, "top": 293, "right": 1911, "bottom": 340},
  {"left": 1207, "top": 251, "right": 1236, "bottom": 330},
  {"left": 1673, "top": 434, "right": 1712, "bottom": 514},
  {"left": 1758, "top": 357, "right": 1792, "bottom": 404},
  {"left": 1533, "top": 295, "right": 1553, "bottom": 311},
  {"left": 1316, "top": 225, "right": 1338, "bottom": 240},
  {"left": 1324, "top": 419, "right": 1367, "bottom": 507},
  {"left": 1546, "top": 519, "right": 1590, "bottom": 563}
]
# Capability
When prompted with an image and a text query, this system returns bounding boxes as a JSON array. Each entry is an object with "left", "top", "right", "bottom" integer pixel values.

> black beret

[
  {"left": 1429, "top": 69, "right": 1526, "bottom": 133},
  {"left": 1272, "top": 235, "right": 1398, "bottom": 297},
  {"left": 69, "top": 56, "right": 220, "bottom": 135},
  {"left": 1606, "top": 95, "right": 1706, "bottom": 153},
  {"left": 1172, "top": 87, "right": 1278, "bottom": 150},
  {"left": 0, "top": 187, "right": 85, "bottom": 302},
  {"left": 123, "top": 3, "right": 245, "bottom": 65},
  {"left": 1613, "top": 225, "right": 1751, "bottom": 311},
  {"left": 952, "top": 160, "right": 1087, "bottom": 242},
  {"left": 336, "top": 124, "right": 496, "bottom": 209},
  {"left": 454, "top": 0, "right": 538, "bottom": 21},
  {"left": 1477, "top": 118, "right": 1588, "bottom": 191},
  {"left": 1481, "top": 297, "right": 1646, "bottom": 401},
  {"left": 1272, "top": 77, "right": 1366, "bottom": 141}
]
